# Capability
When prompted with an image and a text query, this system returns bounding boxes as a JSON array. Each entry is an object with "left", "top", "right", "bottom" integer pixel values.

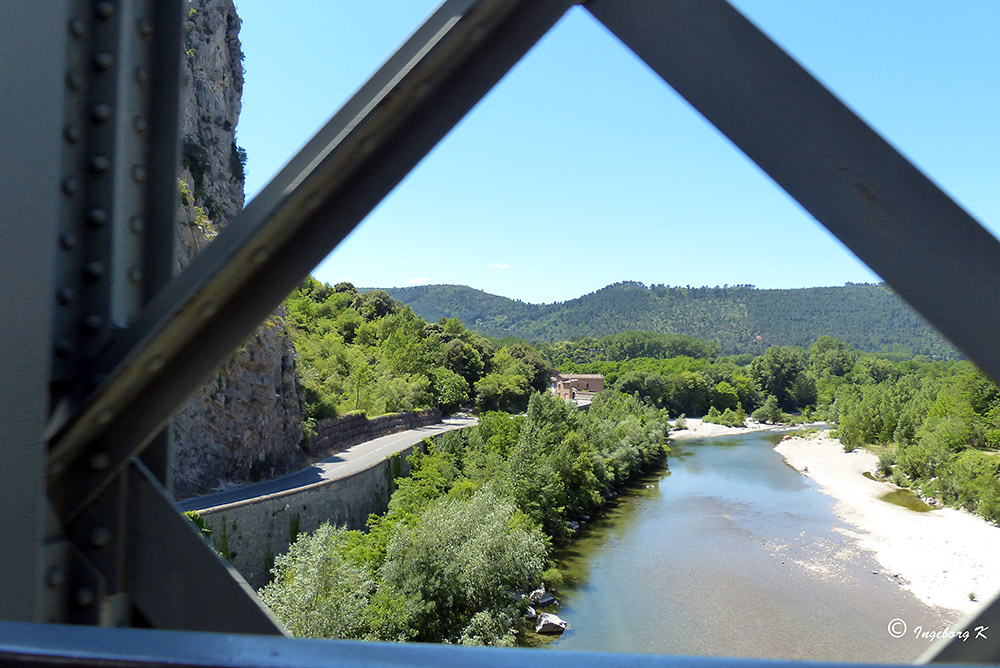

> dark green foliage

[
  {"left": 231, "top": 141, "right": 248, "bottom": 182},
  {"left": 750, "top": 346, "right": 815, "bottom": 412},
  {"left": 182, "top": 136, "right": 209, "bottom": 191},
  {"left": 283, "top": 277, "right": 505, "bottom": 419},
  {"left": 381, "top": 282, "right": 956, "bottom": 357},
  {"left": 260, "top": 390, "right": 669, "bottom": 645},
  {"left": 704, "top": 405, "right": 747, "bottom": 428},
  {"left": 876, "top": 449, "right": 897, "bottom": 477},
  {"left": 751, "top": 395, "right": 786, "bottom": 425},
  {"left": 831, "top": 357, "right": 1000, "bottom": 523}
]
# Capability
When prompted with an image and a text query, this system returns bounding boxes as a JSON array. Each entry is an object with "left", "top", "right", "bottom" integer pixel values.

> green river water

[{"left": 538, "top": 430, "right": 956, "bottom": 661}]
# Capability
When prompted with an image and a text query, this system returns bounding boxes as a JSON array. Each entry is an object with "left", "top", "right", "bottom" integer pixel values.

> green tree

[
  {"left": 711, "top": 381, "right": 740, "bottom": 412},
  {"left": 259, "top": 524, "right": 374, "bottom": 639},
  {"left": 379, "top": 487, "right": 546, "bottom": 645},
  {"left": 750, "top": 346, "right": 813, "bottom": 411},
  {"left": 751, "top": 395, "right": 785, "bottom": 424}
]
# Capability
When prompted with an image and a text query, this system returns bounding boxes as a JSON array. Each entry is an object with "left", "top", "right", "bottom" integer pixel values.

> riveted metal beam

[
  {"left": 32, "top": 0, "right": 186, "bottom": 626},
  {"left": 45, "top": 0, "right": 577, "bottom": 523},
  {"left": 586, "top": 0, "right": 1000, "bottom": 386}
]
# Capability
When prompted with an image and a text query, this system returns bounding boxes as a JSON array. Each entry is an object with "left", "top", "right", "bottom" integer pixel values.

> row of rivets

[{"left": 52, "top": 3, "right": 155, "bottom": 400}]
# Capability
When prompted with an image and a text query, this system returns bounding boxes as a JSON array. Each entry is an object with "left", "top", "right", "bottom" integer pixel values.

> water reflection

[{"left": 541, "top": 431, "right": 947, "bottom": 661}]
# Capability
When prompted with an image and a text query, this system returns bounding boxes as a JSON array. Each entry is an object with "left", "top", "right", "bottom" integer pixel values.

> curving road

[{"left": 176, "top": 416, "right": 477, "bottom": 512}]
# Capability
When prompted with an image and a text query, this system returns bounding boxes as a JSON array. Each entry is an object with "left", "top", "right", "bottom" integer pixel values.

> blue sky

[{"left": 234, "top": 1, "right": 998, "bottom": 305}]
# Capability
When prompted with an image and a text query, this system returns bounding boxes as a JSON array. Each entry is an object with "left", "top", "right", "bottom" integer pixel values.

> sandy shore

[
  {"left": 774, "top": 431, "right": 1000, "bottom": 617},
  {"left": 669, "top": 417, "right": 792, "bottom": 440}
]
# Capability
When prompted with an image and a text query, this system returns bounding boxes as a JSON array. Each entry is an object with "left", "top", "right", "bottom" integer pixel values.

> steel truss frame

[{"left": 0, "top": 0, "right": 996, "bottom": 663}]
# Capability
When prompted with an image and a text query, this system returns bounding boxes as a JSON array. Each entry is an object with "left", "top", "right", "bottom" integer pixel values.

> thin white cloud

[
  {"left": 489, "top": 263, "right": 511, "bottom": 270},
  {"left": 407, "top": 276, "right": 429, "bottom": 285}
]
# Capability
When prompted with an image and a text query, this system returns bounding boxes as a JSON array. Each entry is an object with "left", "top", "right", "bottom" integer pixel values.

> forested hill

[{"left": 379, "top": 282, "right": 955, "bottom": 357}]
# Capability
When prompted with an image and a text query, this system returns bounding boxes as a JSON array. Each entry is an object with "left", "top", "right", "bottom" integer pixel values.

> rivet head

[
  {"left": 359, "top": 137, "right": 377, "bottom": 156},
  {"left": 84, "top": 314, "right": 105, "bottom": 331},
  {"left": 47, "top": 567, "right": 66, "bottom": 588},
  {"left": 199, "top": 302, "right": 217, "bottom": 318},
  {"left": 93, "top": 52, "right": 114, "bottom": 71},
  {"left": 414, "top": 81, "right": 432, "bottom": 100},
  {"left": 68, "top": 18, "right": 86, "bottom": 38},
  {"left": 147, "top": 355, "right": 165, "bottom": 373},
  {"left": 131, "top": 165, "right": 147, "bottom": 183},
  {"left": 135, "top": 67, "right": 149, "bottom": 85},
  {"left": 95, "top": 2, "right": 115, "bottom": 19},
  {"left": 127, "top": 266, "right": 142, "bottom": 283},
  {"left": 64, "top": 125, "right": 82, "bottom": 143},
  {"left": 59, "top": 233, "right": 78, "bottom": 250},
  {"left": 89, "top": 156, "right": 110, "bottom": 173},
  {"left": 75, "top": 588, "right": 95, "bottom": 607},
  {"left": 129, "top": 216, "right": 144, "bottom": 233},
  {"left": 137, "top": 19, "right": 153, "bottom": 38},
  {"left": 66, "top": 71, "right": 83, "bottom": 91},
  {"left": 252, "top": 247, "right": 268, "bottom": 263},
  {"left": 89, "top": 452, "right": 111, "bottom": 471},
  {"left": 132, "top": 117, "right": 148, "bottom": 134},
  {"left": 96, "top": 408, "right": 114, "bottom": 425},
  {"left": 87, "top": 208, "right": 110, "bottom": 226},
  {"left": 85, "top": 261, "right": 106, "bottom": 279},
  {"left": 57, "top": 287, "right": 75, "bottom": 305},
  {"left": 91, "top": 104, "right": 112, "bottom": 122},
  {"left": 62, "top": 177, "right": 80, "bottom": 196},
  {"left": 89, "top": 526, "right": 112, "bottom": 548},
  {"left": 54, "top": 339, "right": 74, "bottom": 357}
]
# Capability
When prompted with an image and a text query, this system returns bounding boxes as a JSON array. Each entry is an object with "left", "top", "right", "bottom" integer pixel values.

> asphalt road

[{"left": 176, "top": 416, "right": 477, "bottom": 512}]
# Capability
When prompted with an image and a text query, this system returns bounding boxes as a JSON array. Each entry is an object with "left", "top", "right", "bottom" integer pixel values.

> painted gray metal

[
  {"left": 1, "top": 620, "right": 976, "bottom": 668},
  {"left": 124, "top": 460, "right": 286, "bottom": 634},
  {"left": 0, "top": 0, "right": 66, "bottom": 624}
]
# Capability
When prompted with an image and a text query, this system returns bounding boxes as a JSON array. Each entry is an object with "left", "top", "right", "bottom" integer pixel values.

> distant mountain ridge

[{"left": 378, "top": 281, "right": 955, "bottom": 357}]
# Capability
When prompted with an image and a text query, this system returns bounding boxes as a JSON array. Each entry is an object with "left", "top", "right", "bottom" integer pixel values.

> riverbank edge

[
  {"left": 669, "top": 418, "right": 1000, "bottom": 617},
  {"left": 771, "top": 431, "right": 1000, "bottom": 618}
]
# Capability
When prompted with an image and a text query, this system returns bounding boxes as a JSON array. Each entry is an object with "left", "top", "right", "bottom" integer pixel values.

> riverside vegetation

[
  {"left": 260, "top": 278, "right": 1000, "bottom": 645},
  {"left": 259, "top": 391, "right": 669, "bottom": 645}
]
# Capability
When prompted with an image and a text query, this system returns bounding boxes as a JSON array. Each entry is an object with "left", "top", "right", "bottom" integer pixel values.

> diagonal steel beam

[
  {"left": 125, "top": 460, "right": 286, "bottom": 634},
  {"left": 45, "top": 0, "right": 577, "bottom": 522},
  {"left": 587, "top": 0, "right": 1000, "bottom": 384},
  {"left": 585, "top": 1, "right": 1000, "bottom": 662}
]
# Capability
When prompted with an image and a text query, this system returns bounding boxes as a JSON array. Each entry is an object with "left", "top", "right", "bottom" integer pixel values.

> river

[{"left": 538, "top": 430, "right": 952, "bottom": 661}]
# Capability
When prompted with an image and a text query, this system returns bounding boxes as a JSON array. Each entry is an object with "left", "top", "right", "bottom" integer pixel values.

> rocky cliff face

[{"left": 172, "top": 0, "right": 305, "bottom": 499}]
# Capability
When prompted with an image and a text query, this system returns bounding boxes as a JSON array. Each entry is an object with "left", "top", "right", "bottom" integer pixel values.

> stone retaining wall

[
  {"left": 310, "top": 408, "right": 441, "bottom": 456},
  {"left": 197, "top": 445, "right": 418, "bottom": 589}
]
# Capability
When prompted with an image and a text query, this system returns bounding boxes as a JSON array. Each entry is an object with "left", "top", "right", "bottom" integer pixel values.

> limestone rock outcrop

[{"left": 172, "top": 0, "right": 304, "bottom": 499}]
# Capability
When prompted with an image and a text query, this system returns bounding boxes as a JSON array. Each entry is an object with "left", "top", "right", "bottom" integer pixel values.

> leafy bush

[
  {"left": 703, "top": 405, "right": 747, "bottom": 428},
  {"left": 751, "top": 395, "right": 786, "bottom": 425},
  {"left": 876, "top": 448, "right": 897, "bottom": 476}
]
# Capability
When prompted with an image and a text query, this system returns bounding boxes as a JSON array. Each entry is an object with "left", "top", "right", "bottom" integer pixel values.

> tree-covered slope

[{"left": 380, "top": 282, "right": 955, "bottom": 357}]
